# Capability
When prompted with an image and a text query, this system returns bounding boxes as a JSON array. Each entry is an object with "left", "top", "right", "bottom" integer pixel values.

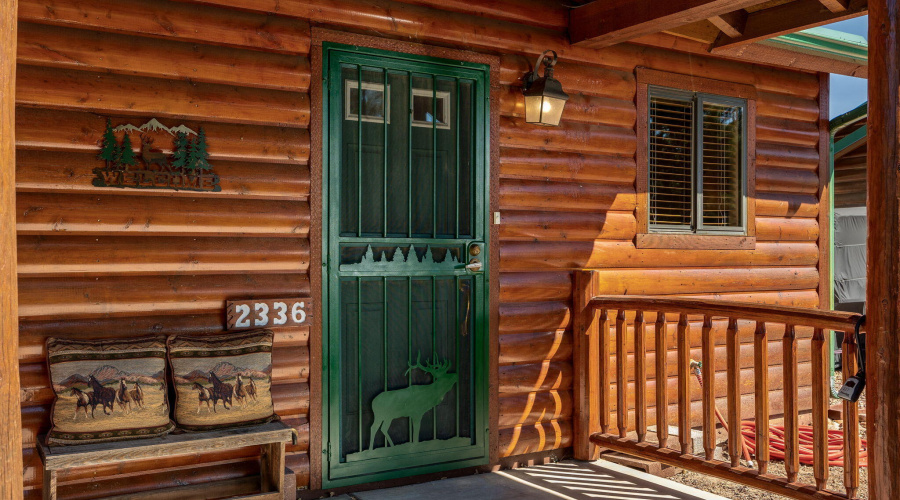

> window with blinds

[{"left": 648, "top": 87, "right": 746, "bottom": 234}]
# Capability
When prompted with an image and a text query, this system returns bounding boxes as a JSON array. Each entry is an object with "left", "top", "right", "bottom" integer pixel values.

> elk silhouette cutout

[
  {"left": 368, "top": 353, "right": 458, "bottom": 450},
  {"left": 139, "top": 135, "right": 169, "bottom": 170}
]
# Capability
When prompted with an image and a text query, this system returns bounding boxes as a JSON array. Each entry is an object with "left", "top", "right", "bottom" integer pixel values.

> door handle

[{"left": 466, "top": 258, "right": 482, "bottom": 273}]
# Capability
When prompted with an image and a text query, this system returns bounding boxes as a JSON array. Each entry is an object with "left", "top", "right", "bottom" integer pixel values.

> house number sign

[{"left": 226, "top": 298, "right": 313, "bottom": 330}]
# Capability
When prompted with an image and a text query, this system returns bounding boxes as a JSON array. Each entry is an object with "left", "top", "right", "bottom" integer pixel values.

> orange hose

[{"left": 689, "top": 361, "right": 867, "bottom": 468}]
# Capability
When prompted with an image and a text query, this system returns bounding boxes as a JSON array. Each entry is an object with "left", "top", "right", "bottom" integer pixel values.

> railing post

[
  {"left": 868, "top": 1, "right": 900, "bottom": 498},
  {"left": 573, "top": 270, "right": 600, "bottom": 460},
  {"left": 0, "top": 1, "right": 23, "bottom": 499}
]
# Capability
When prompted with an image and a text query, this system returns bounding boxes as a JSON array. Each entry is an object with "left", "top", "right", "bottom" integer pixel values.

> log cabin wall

[
  {"left": 14, "top": 0, "right": 313, "bottom": 497},
  {"left": 12, "top": 0, "right": 825, "bottom": 497}
]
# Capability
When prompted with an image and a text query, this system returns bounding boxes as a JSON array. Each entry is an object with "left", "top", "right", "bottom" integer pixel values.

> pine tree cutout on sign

[
  {"left": 118, "top": 133, "right": 138, "bottom": 170},
  {"left": 98, "top": 118, "right": 120, "bottom": 168},
  {"left": 171, "top": 132, "right": 190, "bottom": 170}
]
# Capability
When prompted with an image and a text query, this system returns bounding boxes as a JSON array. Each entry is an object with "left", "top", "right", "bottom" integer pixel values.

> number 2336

[{"left": 228, "top": 299, "right": 311, "bottom": 329}]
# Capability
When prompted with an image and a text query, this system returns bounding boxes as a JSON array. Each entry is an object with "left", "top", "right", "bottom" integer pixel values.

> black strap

[{"left": 854, "top": 314, "right": 866, "bottom": 376}]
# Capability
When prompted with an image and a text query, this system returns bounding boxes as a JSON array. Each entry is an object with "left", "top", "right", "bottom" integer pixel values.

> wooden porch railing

[{"left": 572, "top": 271, "right": 866, "bottom": 500}]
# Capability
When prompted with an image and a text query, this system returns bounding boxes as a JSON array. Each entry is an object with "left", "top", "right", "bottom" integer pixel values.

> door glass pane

[
  {"left": 341, "top": 66, "right": 388, "bottom": 236},
  {"left": 701, "top": 101, "right": 743, "bottom": 228},
  {"left": 358, "top": 278, "right": 386, "bottom": 449},
  {"left": 411, "top": 75, "right": 435, "bottom": 237},
  {"left": 340, "top": 278, "right": 360, "bottom": 457},
  {"left": 386, "top": 72, "right": 411, "bottom": 236},
  {"left": 457, "top": 80, "right": 474, "bottom": 238},
  {"left": 435, "top": 78, "right": 457, "bottom": 238},
  {"left": 340, "top": 64, "right": 360, "bottom": 236}
]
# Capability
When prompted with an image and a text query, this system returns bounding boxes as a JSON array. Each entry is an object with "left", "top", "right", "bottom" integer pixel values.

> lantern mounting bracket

[{"left": 523, "top": 50, "right": 559, "bottom": 89}]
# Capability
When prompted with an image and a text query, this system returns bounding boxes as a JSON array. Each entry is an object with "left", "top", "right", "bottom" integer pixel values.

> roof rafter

[
  {"left": 710, "top": 0, "right": 867, "bottom": 51},
  {"left": 709, "top": 10, "right": 749, "bottom": 38},
  {"left": 569, "top": 0, "right": 768, "bottom": 47},
  {"left": 818, "top": 0, "right": 851, "bottom": 12}
]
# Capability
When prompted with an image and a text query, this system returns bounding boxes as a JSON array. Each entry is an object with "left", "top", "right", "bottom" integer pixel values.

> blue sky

[{"left": 825, "top": 16, "right": 868, "bottom": 118}]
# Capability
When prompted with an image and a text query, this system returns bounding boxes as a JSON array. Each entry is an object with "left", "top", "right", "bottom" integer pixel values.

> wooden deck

[{"left": 328, "top": 460, "right": 729, "bottom": 500}]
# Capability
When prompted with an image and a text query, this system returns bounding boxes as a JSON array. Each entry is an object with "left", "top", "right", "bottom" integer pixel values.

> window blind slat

[
  {"left": 648, "top": 95, "right": 693, "bottom": 227},
  {"left": 701, "top": 102, "right": 742, "bottom": 228}
]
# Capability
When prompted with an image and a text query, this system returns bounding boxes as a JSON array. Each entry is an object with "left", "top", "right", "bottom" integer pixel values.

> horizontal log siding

[
  {"left": 14, "top": 0, "right": 824, "bottom": 495},
  {"left": 14, "top": 4, "right": 311, "bottom": 497}
]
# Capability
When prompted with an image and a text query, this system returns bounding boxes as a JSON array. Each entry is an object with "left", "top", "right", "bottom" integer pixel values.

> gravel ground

[
  {"left": 668, "top": 372, "right": 868, "bottom": 499},
  {"left": 671, "top": 461, "right": 867, "bottom": 499}
]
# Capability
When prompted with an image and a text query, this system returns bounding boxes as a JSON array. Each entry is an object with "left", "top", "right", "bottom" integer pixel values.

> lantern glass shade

[
  {"left": 523, "top": 72, "right": 568, "bottom": 126},
  {"left": 524, "top": 94, "right": 566, "bottom": 126}
]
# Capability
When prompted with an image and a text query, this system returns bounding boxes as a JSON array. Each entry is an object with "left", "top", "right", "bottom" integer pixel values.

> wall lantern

[{"left": 523, "top": 50, "right": 568, "bottom": 126}]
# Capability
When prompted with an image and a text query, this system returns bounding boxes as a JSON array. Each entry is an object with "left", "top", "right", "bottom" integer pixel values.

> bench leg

[
  {"left": 260, "top": 442, "right": 285, "bottom": 494},
  {"left": 43, "top": 470, "right": 57, "bottom": 500}
]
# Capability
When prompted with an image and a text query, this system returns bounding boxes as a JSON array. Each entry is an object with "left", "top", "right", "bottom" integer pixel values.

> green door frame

[{"left": 320, "top": 42, "right": 491, "bottom": 488}]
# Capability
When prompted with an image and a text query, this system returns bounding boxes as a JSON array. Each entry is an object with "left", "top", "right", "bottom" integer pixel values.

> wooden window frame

[{"left": 636, "top": 67, "right": 757, "bottom": 250}]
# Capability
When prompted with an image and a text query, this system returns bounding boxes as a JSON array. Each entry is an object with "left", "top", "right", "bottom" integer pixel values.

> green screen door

[{"left": 322, "top": 43, "right": 490, "bottom": 487}]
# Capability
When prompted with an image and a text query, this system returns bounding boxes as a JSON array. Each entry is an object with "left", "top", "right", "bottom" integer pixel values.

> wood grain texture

[
  {"left": 572, "top": 271, "right": 599, "bottom": 460},
  {"left": 570, "top": 0, "right": 765, "bottom": 47},
  {"left": 2, "top": 1, "right": 23, "bottom": 498},
  {"left": 10, "top": 0, "right": 833, "bottom": 494},
  {"left": 14, "top": 2, "right": 312, "bottom": 495},
  {"left": 866, "top": 2, "right": 900, "bottom": 497}
]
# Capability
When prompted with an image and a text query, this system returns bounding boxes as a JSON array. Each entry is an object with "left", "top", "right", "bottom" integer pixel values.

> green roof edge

[
  {"left": 830, "top": 101, "right": 868, "bottom": 132},
  {"left": 764, "top": 26, "right": 868, "bottom": 65}
]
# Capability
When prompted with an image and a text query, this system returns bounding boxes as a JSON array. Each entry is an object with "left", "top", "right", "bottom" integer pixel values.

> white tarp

[{"left": 834, "top": 206, "right": 867, "bottom": 304}]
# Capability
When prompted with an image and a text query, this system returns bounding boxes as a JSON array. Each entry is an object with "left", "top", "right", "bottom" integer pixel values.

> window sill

[{"left": 636, "top": 233, "right": 756, "bottom": 250}]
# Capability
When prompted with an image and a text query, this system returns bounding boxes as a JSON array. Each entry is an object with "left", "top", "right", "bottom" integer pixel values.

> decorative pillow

[
  {"left": 168, "top": 330, "right": 277, "bottom": 431},
  {"left": 46, "top": 336, "right": 174, "bottom": 445}
]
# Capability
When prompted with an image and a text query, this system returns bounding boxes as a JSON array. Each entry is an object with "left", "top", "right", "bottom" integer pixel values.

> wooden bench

[{"left": 38, "top": 421, "right": 296, "bottom": 500}]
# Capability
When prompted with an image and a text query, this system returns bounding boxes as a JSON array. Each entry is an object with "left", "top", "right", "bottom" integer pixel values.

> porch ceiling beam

[
  {"left": 708, "top": 10, "right": 749, "bottom": 38},
  {"left": 0, "top": 0, "right": 23, "bottom": 499},
  {"left": 569, "top": 0, "right": 768, "bottom": 47},
  {"left": 867, "top": 1, "right": 900, "bottom": 498},
  {"left": 710, "top": 0, "right": 868, "bottom": 51},
  {"left": 819, "top": 0, "right": 851, "bottom": 11}
]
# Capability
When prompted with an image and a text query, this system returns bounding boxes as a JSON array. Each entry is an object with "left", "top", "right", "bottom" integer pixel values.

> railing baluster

[
  {"left": 842, "top": 328, "right": 860, "bottom": 498},
  {"left": 655, "top": 311, "right": 668, "bottom": 449},
  {"left": 783, "top": 324, "right": 799, "bottom": 482},
  {"left": 726, "top": 318, "right": 741, "bottom": 468},
  {"left": 635, "top": 310, "right": 647, "bottom": 442},
  {"left": 677, "top": 313, "right": 691, "bottom": 455},
  {"left": 599, "top": 309, "right": 610, "bottom": 435},
  {"left": 811, "top": 328, "right": 829, "bottom": 490},
  {"left": 753, "top": 322, "right": 769, "bottom": 474},
  {"left": 616, "top": 309, "right": 628, "bottom": 438},
  {"left": 701, "top": 315, "right": 715, "bottom": 460},
  {"left": 583, "top": 294, "right": 866, "bottom": 499}
]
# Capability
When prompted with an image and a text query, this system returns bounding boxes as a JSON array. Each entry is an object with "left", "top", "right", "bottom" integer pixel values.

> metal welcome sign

[{"left": 92, "top": 118, "right": 221, "bottom": 192}]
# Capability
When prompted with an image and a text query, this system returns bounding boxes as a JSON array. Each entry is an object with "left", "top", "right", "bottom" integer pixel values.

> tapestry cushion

[
  {"left": 168, "top": 330, "right": 277, "bottom": 431},
  {"left": 46, "top": 336, "right": 175, "bottom": 445}
]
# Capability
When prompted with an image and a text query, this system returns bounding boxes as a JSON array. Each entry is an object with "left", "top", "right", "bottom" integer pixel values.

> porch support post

[
  {"left": 0, "top": 0, "right": 21, "bottom": 498},
  {"left": 866, "top": 1, "right": 900, "bottom": 498},
  {"left": 573, "top": 271, "right": 600, "bottom": 460},
  {"left": 0, "top": 0, "right": 21, "bottom": 497}
]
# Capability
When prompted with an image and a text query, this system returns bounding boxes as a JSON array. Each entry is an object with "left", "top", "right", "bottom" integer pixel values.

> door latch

[{"left": 465, "top": 258, "right": 483, "bottom": 273}]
